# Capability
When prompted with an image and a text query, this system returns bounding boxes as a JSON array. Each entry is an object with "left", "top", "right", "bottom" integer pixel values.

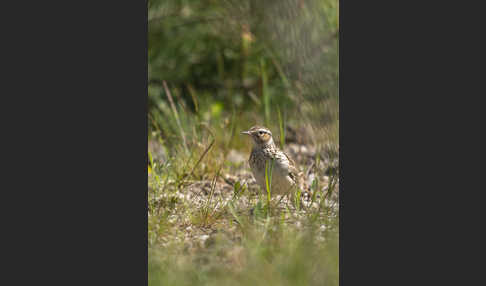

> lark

[{"left": 241, "top": 126, "right": 304, "bottom": 196}]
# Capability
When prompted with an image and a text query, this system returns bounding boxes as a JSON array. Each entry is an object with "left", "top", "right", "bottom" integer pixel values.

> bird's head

[{"left": 240, "top": 126, "right": 274, "bottom": 147}]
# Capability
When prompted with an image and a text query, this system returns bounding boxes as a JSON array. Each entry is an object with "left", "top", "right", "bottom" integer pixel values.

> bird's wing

[{"left": 282, "top": 152, "right": 301, "bottom": 185}]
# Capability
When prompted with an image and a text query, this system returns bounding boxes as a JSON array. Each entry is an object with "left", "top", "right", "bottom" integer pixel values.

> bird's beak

[{"left": 240, "top": 130, "right": 250, "bottom": 135}]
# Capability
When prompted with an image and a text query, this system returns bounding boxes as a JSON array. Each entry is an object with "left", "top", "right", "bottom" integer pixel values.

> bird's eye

[{"left": 259, "top": 131, "right": 264, "bottom": 135}]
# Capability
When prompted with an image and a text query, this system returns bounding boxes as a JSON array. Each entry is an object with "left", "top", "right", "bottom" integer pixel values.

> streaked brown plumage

[{"left": 241, "top": 126, "right": 304, "bottom": 195}]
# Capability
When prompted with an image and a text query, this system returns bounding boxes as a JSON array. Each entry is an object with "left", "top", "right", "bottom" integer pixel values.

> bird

[{"left": 240, "top": 125, "right": 304, "bottom": 197}]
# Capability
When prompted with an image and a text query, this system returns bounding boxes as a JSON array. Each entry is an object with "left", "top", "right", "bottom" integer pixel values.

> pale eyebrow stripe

[{"left": 259, "top": 129, "right": 271, "bottom": 135}]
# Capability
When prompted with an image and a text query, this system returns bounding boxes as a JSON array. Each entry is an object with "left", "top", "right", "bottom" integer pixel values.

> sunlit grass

[
  {"left": 148, "top": 101, "right": 339, "bottom": 285},
  {"left": 148, "top": 78, "right": 339, "bottom": 286}
]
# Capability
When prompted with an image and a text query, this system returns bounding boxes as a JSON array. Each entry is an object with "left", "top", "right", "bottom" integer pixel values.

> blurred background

[
  {"left": 148, "top": 0, "right": 339, "bottom": 285},
  {"left": 148, "top": 0, "right": 338, "bottom": 153}
]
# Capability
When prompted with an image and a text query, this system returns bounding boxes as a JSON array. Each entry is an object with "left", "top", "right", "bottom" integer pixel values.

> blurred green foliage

[
  {"left": 148, "top": 0, "right": 338, "bottom": 148},
  {"left": 149, "top": 223, "right": 338, "bottom": 286}
]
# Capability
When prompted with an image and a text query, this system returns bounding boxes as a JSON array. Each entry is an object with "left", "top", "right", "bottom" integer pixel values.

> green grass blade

[
  {"left": 277, "top": 107, "right": 285, "bottom": 149},
  {"left": 264, "top": 159, "right": 274, "bottom": 212},
  {"left": 261, "top": 59, "right": 270, "bottom": 127}
]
